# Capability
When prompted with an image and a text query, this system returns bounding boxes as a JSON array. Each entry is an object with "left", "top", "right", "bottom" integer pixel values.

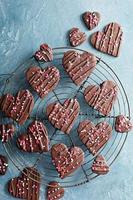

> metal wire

[{"left": 0, "top": 47, "right": 130, "bottom": 188}]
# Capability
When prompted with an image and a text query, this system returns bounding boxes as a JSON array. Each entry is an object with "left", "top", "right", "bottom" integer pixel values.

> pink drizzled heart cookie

[
  {"left": 26, "top": 66, "right": 60, "bottom": 98},
  {"left": 83, "top": 11, "right": 100, "bottom": 30},
  {"left": 0, "top": 90, "right": 34, "bottom": 125},
  {"left": 51, "top": 143, "right": 84, "bottom": 179},
  {"left": 115, "top": 115, "right": 132, "bottom": 133},
  {"left": 91, "top": 155, "right": 109, "bottom": 175},
  {"left": 17, "top": 121, "right": 49, "bottom": 152},
  {"left": 0, "top": 155, "right": 8, "bottom": 175},
  {"left": 90, "top": 22, "right": 123, "bottom": 57},
  {"left": 0, "top": 124, "right": 15, "bottom": 143},
  {"left": 47, "top": 181, "right": 64, "bottom": 200},
  {"left": 62, "top": 50, "right": 97, "bottom": 85},
  {"left": 84, "top": 80, "right": 118, "bottom": 116},
  {"left": 8, "top": 167, "right": 40, "bottom": 200},
  {"left": 46, "top": 98, "right": 80, "bottom": 134},
  {"left": 78, "top": 120, "right": 112, "bottom": 155},
  {"left": 69, "top": 28, "right": 87, "bottom": 46},
  {"left": 34, "top": 43, "right": 53, "bottom": 62}
]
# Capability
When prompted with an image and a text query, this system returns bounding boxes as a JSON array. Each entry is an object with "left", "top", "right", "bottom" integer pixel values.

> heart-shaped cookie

[
  {"left": 0, "top": 124, "right": 15, "bottom": 143},
  {"left": 17, "top": 121, "right": 49, "bottom": 152},
  {"left": 47, "top": 181, "right": 64, "bottom": 200},
  {"left": 34, "top": 43, "right": 53, "bottom": 62},
  {"left": 62, "top": 50, "right": 97, "bottom": 85},
  {"left": 78, "top": 120, "right": 112, "bottom": 155},
  {"left": 69, "top": 28, "right": 86, "bottom": 47},
  {"left": 91, "top": 155, "right": 109, "bottom": 175},
  {"left": 8, "top": 167, "right": 40, "bottom": 200},
  {"left": 51, "top": 143, "right": 84, "bottom": 179},
  {"left": 90, "top": 22, "right": 123, "bottom": 57},
  {"left": 83, "top": 11, "right": 100, "bottom": 30},
  {"left": 84, "top": 80, "right": 118, "bottom": 116},
  {"left": 115, "top": 115, "right": 133, "bottom": 133},
  {"left": 0, "top": 155, "right": 8, "bottom": 175},
  {"left": 0, "top": 90, "right": 34, "bottom": 125},
  {"left": 26, "top": 66, "right": 60, "bottom": 98},
  {"left": 46, "top": 98, "right": 80, "bottom": 134}
]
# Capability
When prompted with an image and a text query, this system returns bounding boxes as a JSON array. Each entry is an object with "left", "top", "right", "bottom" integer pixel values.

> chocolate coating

[
  {"left": 91, "top": 155, "right": 109, "bottom": 175},
  {"left": 47, "top": 181, "right": 64, "bottom": 200},
  {"left": 51, "top": 143, "right": 84, "bottom": 178},
  {"left": 8, "top": 167, "right": 40, "bottom": 200},
  {"left": 46, "top": 98, "right": 80, "bottom": 134},
  {"left": 62, "top": 50, "right": 97, "bottom": 85},
  {"left": 90, "top": 22, "right": 123, "bottom": 57},
  {"left": 0, "top": 90, "right": 34, "bottom": 125},
  {"left": 0, "top": 155, "right": 8, "bottom": 175},
  {"left": 78, "top": 120, "right": 112, "bottom": 155},
  {"left": 83, "top": 11, "right": 100, "bottom": 30},
  {"left": 26, "top": 66, "right": 60, "bottom": 98},
  {"left": 69, "top": 28, "right": 86, "bottom": 47},
  {"left": 0, "top": 124, "right": 15, "bottom": 143},
  {"left": 84, "top": 80, "right": 118, "bottom": 116},
  {"left": 17, "top": 121, "right": 49, "bottom": 152},
  {"left": 115, "top": 115, "right": 133, "bottom": 133},
  {"left": 34, "top": 43, "right": 53, "bottom": 62}
]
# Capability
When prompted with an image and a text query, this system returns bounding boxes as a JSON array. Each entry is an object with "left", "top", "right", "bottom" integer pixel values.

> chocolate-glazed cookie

[
  {"left": 34, "top": 43, "right": 53, "bottom": 62},
  {"left": 90, "top": 22, "right": 123, "bottom": 57},
  {"left": 47, "top": 182, "right": 64, "bottom": 200},
  {"left": 0, "top": 124, "right": 15, "bottom": 143},
  {"left": 0, "top": 90, "right": 34, "bottom": 125},
  {"left": 46, "top": 98, "right": 80, "bottom": 134},
  {"left": 0, "top": 155, "right": 8, "bottom": 175},
  {"left": 83, "top": 11, "right": 100, "bottom": 30},
  {"left": 115, "top": 115, "right": 132, "bottom": 133},
  {"left": 91, "top": 155, "right": 109, "bottom": 175},
  {"left": 69, "top": 28, "right": 86, "bottom": 46},
  {"left": 78, "top": 120, "right": 112, "bottom": 155},
  {"left": 51, "top": 143, "right": 84, "bottom": 178},
  {"left": 84, "top": 80, "right": 118, "bottom": 116},
  {"left": 62, "top": 50, "right": 97, "bottom": 85},
  {"left": 26, "top": 66, "right": 60, "bottom": 98},
  {"left": 17, "top": 121, "right": 49, "bottom": 152},
  {"left": 8, "top": 167, "right": 40, "bottom": 200}
]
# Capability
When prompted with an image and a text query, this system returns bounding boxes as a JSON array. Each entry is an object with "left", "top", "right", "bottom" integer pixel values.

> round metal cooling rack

[{"left": 0, "top": 47, "right": 130, "bottom": 188}]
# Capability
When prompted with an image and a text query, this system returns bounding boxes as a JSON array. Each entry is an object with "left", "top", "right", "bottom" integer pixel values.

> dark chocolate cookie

[
  {"left": 47, "top": 181, "right": 64, "bottom": 200},
  {"left": 17, "top": 121, "right": 49, "bottom": 152},
  {"left": 115, "top": 115, "right": 132, "bottom": 133},
  {"left": 46, "top": 98, "right": 80, "bottom": 134},
  {"left": 26, "top": 66, "right": 60, "bottom": 98},
  {"left": 34, "top": 43, "right": 53, "bottom": 62},
  {"left": 83, "top": 11, "right": 100, "bottom": 30},
  {"left": 69, "top": 28, "right": 86, "bottom": 46},
  {"left": 62, "top": 50, "right": 97, "bottom": 85},
  {"left": 0, "top": 124, "right": 15, "bottom": 143},
  {"left": 51, "top": 143, "right": 84, "bottom": 178},
  {"left": 78, "top": 120, "right": 112, "bottom": 155},
  {"left": 8, "top": 167, "right": 40, "bottom": 200},
  {"left": 91, "top": 155, "right": 109, "bottom": 175},
  {"left": 0, "top": 90, "right": 34, "bottom": 125},
  {"left": 0, "top": 155, "right": 8, "bottom": 175},
  {"left": 84, "top": 80, "right": 118, "bottom": 116},
  {"left": 90, "top": 22, "right": 123, "bottom": 57}
]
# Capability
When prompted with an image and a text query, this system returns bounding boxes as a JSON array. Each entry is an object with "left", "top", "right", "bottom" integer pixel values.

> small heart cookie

[
  {"left": 0, "top": 124, "right": 15, "bottom": 143},
  {"left": 91, "top": 155, "right": 109, "bottom": 175},
  {"left": 46, "top": 98, "right": 80, "bottom": 134},
  {"left": 0, "top": 155, "right": 8, "bottom": 175},
  {"left": 17, "top": 121, "right": 49, "bottom": 152},
  {"left": 69, "top": 28, "right": 86, "bottom": 46},
  {"left": 115, "top": 115, "right": 132, "bottom": 133},
  {"left": 47, "top": 181, "right": 64, "bottom": 200},
  {"left": 62, "top": 50, "right": 97, "bottom": 85},
  {"left": 78, "top": 120, "right": 112, "bottom": 155},
  {"left": 8, "top": 167, "right": 40, "bottom": 200},
  {"left": 83, "top": 11, "right": 100, "bottom": 30},
  {"left": 0, "top": 90, "right": 34, "bottom": 125},
  {"left": 26, "top": 66, "right": 60, "bottom": 98},
  {"left": 84, "top": 80, "right": 118, "bottom": 116},
  {"left": 51, "top": 143, "right": 84, "bottom": 178},
  {"left": 90, "top": 22, "right": 123, "bottom": 57},
  {"left": 34, "top": 43, "right": 53, "bottom": 62}
]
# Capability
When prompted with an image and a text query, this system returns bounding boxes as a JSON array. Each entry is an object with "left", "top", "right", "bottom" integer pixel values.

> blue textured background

[{"left": 0, "top": 0, "right": 133, "bottom": 199}]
